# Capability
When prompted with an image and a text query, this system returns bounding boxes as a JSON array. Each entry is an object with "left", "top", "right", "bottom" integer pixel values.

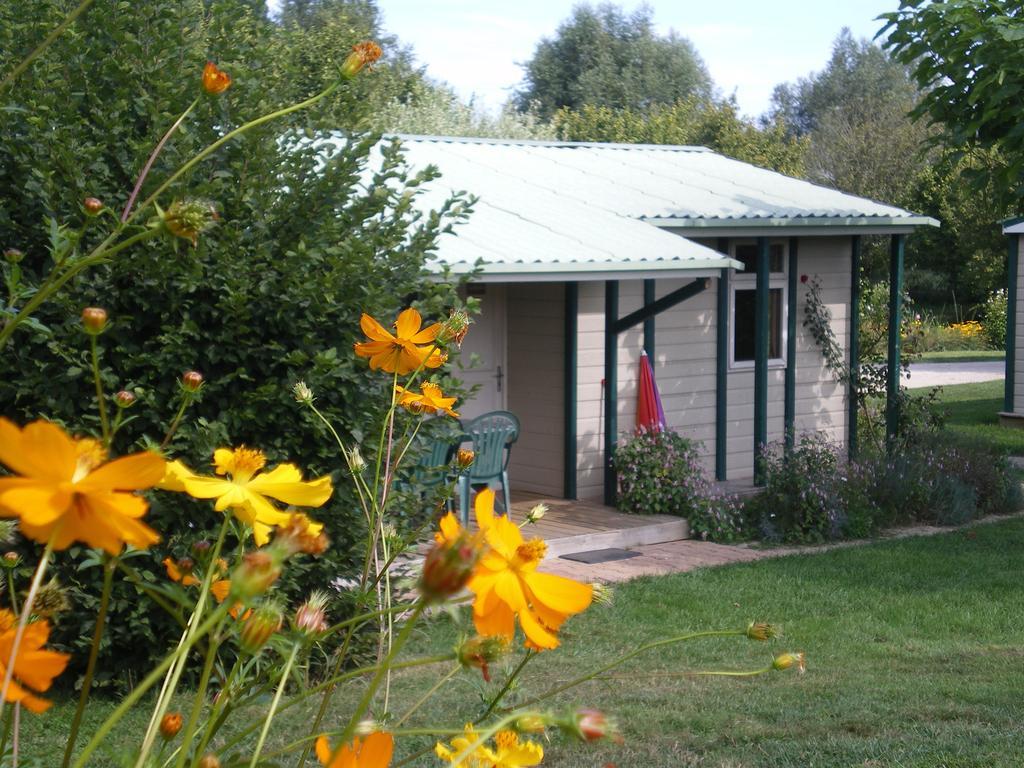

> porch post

[
  {"left": 784, "top": 238, "right": 798, "bottom": 450},
  {"left": 1005, "top": 234, "right": 1018, "bottom": 413},
  {"left": 754, "top": 236, "right": 769, "bottom": 484},
  {"left": 716, "top": 258, "right": 729, "bottom": 481},
  {"left": 643, "top": 279, "right": 656, "bottom": 359},
  {"left": 886, "top": 234, "right": 905, "bottom": 451},
  {"left": 563, "top": 281, "right": 578, "bottom": 499},
  {"left": 849, "top": 235, "right": 861, "bottom": 459},
  {"left": 604, "top": 280, "right": 619, "bottom": 506}
]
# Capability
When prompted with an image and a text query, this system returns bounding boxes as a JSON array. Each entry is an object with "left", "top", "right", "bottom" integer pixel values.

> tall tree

[
  {"left": 515, "top": 3, "right": 711, "bottom": 119},
  {"left": 880, "top": 0, "right": 1024, "bottom": 202}
]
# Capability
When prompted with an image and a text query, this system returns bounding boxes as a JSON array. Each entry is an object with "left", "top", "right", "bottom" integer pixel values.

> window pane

[
  {"left": 734, "top": 288, "right": 784, "bottom": 362},
  {"left": 734, "top": 243, "right": 785, "bottom": 274}
]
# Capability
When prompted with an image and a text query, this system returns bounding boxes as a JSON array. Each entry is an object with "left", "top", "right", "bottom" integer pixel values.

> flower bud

[
  {"left": 34, "top": 578, "right": 70, "bottom": 618},
  {"left": 239, "top": 604, "right": 282, "bottom": 654},
  {"left": 1, "top": 552, "right": 20, "bottom": 569},
  {"left": 160, "top": 712, "right": 183, "bottom": 739},
  {"left": 571, "top": 709, "right": 620, "bottom": 743},
  {"left": 192, "top": 539, "right": 212, "bottom": 555},
  {"left": 275, "top": 513, "right": 329, "bottom": 557},
  {"left": 293, "top": 380, "right": 314, "bottom": 405},
  {"left": 456, "top": 635, "right": 509, "bottom": 682},
  {"left": 294, "top": 591, "right": 329, "bottom": 635},
  {"left": 772, "top": 652, "right": 806, "bottom": 674},
  {"left": 525, "top": 503, "right": 547, "bottom": 524},
  {"left": 202, "top": 61, "right": 231, "bottom": 95},
  {"left": 158, "top": 199, "right": 219, "bottom": 247},
  {"left": 181, "top": 370, "right": 204, "bottom": 392},
  {"left": 455, "top": 449, "right": 475, "bottom": 470},
  {"left": 590, "top": 582, "right": 614, "bottom": 606},
  {"left": 114, "top": 390, "right": 137, "bottom": 408},
  {"left": 347, "top": 445, "right": 366, "bottom": 474},
  {"left": 83, "top": 197, "right": 103, "bottom": 216},
  {"left": 3, "top": 248, "right": 24, "bottom": 264},
  {"left": 514, "top": 715, "right": 547, "bottom": 734},
  {"left": 81, "top": 307, "right": 108, "bottom": 334},
  {"left": 420, "top": 530, "right": 479, "bottom": 603},
  {"left": 230, "top": 551, "right": 282, "bottom": 602},
  {"left": 439, "top": 309, "right": 470, "bottom": 347},
  {"left": 198, "top": 756, "right": 221, "bottom": 768},
  {"left": 746, "top": 622, "right": 778, "bottom": 641},
  {"left": 339, "top": 41, "right": 382, "bottom": 79}
]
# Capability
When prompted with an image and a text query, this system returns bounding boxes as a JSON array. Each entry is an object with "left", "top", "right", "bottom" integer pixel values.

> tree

[
  {"left": 514, "top": 3, "right": 711, "bottom": 119},
  {"left": 880, "top": 0, "right": 1024, "bottom": 201}
]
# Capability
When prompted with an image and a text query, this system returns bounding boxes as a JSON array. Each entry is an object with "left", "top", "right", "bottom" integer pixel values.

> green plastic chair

[{"left": 456, "top": 411, "right": 520, "bottom": 525}]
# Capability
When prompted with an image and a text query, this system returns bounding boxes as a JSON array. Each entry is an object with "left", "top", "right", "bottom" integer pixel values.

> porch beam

[
  {"left": 784, "top": 237, "right": 798, "bottom": 450},
  {"left": 563, "top": 282, "right": 578, "bottom": 499},
  {"left": 604, "top": 280, "right": 619, "bottom": 507},
  {"left": 643, "top": 279, "right": 656, "bottom": 359},
  {"left": 754, "top": 237, "right": 769, "bottom": 484},
  {"left": 886, "top": 234, "right": 906, "bottom": 451},
  {"left": 1006, "top": 234, "right": 1019, "bottom": 413},
  {"left": 715, "top": 239, "right": 729, "bottom": 481},
  {"left": 849, "top": 235, "right": 861, "bottom": 459},
  {"left": 611, "top": 278, "right": 709, "bottom": 334}
]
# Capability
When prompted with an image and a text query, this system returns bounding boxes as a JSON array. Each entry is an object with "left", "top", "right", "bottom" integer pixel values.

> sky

[{"left": 367, "top": 0, "right": 898, "bottom": 118}]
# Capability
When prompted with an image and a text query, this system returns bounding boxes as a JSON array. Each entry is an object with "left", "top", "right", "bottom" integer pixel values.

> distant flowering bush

[{"left": 983, "top": 288, "right": 1008, "bottom": 351}]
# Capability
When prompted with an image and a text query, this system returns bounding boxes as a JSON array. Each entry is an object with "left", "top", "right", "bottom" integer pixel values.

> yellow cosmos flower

[
  {"left": 160, "top": 447, "right": 332, "bottom": 546},
  {"left": 315, "top": 732, "right": 393, "bottom": 768},
  {"left": 0, "top": 419, "right": 164, "bottom": 554},
  {"left": 0, "top": 609, "right": 70, "bottom": 713},
  {"left": 354, "top": 308, "right": 445, "bottom": 375},
  {"left": 468, "top": 489, "right": 592, "bottom": 650},
  {"left": 435, "top": 724, "right": 542, "bottom": 768},
  {"left": 395, "top": 382, "right": 459, "bottom": 418}
]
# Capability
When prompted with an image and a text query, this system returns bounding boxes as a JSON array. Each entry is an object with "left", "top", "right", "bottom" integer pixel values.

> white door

[{"left": 457, "top": 284, "right": 507, "bottom": 422}]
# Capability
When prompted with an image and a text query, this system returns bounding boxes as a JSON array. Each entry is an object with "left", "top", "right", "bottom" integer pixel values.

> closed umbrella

[{"left": 636, "top": 351, "right": 666, "bottom": 431}]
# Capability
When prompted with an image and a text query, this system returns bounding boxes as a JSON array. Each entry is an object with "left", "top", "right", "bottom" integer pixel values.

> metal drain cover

[{"left": 559, "top": 548, "right": 640, "bottom": 564}]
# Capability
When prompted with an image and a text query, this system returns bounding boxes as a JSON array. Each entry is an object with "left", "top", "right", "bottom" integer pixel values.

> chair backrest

[
  {"left": 463, "top": 411, "right": 519, "bottom": 480},
  {"left": 414, "top": 436, "right": 457, "bottom": 487}
]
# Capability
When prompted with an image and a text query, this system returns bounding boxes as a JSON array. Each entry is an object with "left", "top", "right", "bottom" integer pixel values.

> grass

[
  {"left": 916, "top": 350, "right": 1005, "bottom": 363},
  {"left": 916, "top": 379, "right": 1024, "bottom": 455},
  {"left": 25, "top": 518, "right": 1024, "bottom": 767}
]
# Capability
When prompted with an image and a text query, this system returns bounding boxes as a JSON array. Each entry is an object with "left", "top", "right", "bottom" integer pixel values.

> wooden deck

[{"left": 468, "top": 491, "right": 689, "bottom": 557}]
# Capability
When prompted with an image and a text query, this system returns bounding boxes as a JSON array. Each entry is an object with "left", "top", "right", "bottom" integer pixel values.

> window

[{"left": 730, "top": 241, "right": 787, "bottom": 367}]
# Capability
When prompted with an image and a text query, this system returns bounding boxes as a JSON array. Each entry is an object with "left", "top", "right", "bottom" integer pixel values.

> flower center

[
  {"left": 72, "top": 439, "right": 107, "bottom": 483},
  {"left": 222, "top": 446, "right": 266, "bottom": 482},
  {"left": 515, "top": 538, "right": 547, "bottom": 565},
  {"left": 495, "top": 731, "right": 519, "bottom": 751}
]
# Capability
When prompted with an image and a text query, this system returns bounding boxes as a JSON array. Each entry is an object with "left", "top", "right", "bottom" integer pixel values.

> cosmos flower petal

[
  {"left": 522, "top": 571, "right": 594, "bottom": 615},
  {"left": 246, "top": 464, "right": 333, "bottom": 507},
  {"left": 358, "top": 732, "right": 394, "bottom": 768},
  {"left": 517, "top": 607, "right": 560, "bottom": 650},
  {"left": 19, "top": 421, "right": 78, "bottom": 481},
  {"left": 394, "top": 307, "right": 424, "bottom": 339},
  {"left": 473, "top": 599, "right": 516, "bottom": 639},
  {"left": 493, "top": 570, "right": 528, "bottom": 611},
  {"left": 360, "top": 313, "right": 396, "bottom": 342},
  {"left": 0, "top": 486, "right": 71, "bottom": 527},
  {"left": 409, "top": 322, "right": 441, "bottom": 344},
  {"left": 77, "top": 451, "right": 166, "bottom": 492}
]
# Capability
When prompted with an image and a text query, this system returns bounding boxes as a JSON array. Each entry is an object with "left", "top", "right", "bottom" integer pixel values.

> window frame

[{"left": 728, "top": 240, "right": 788, "bottom": 370}]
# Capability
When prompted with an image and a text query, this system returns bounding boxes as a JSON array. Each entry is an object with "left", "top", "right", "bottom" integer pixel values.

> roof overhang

[
  {"left": 1002, "top": 216, "right": 1024, "bottom": 234},
  {"left": 649, "top": 215, "right": 940, "bottom": 237},
  {"left": 427, "top": 256, "right": 743, "bottom": 283}
]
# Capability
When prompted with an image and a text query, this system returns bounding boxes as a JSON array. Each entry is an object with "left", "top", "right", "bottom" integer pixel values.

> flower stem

[
  {"left": 61, "top": 554, "right": 115, "bottom": 768},
  {"left": 160, "top": 394, "right": 193, "bottom": 449},
  {"left": 248, "top": 642, "right": 300, "bottom": 768},
  {"left": 0, "top": 535, "right": 56, "bottom": 717},
  {"left": 90, "top": 334, "right": 110, "bottom": 444},
  {"left": 121, "top": 98, "right": 199, "bottom": 222},
  {"left": 476, "top": 650, "right": 534, "bottom": 723},
  {"left": 173, "top": 608, "right": 226, "bottom": 768},
  {"left": 393, "top": 664, "right": 460, "bottom": 728},
  {"left": 0, "top": 0, "right": 95, "bottom": 94}
]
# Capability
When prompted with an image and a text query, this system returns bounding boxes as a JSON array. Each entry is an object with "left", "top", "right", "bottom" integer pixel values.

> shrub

[
  {"left": 983, "top": 288, "right": 1008, "bottom": 351},
  {"left": 613, "top": 427, "right": 709, "bottom": 518},
  {"left": 687, "top": 493, "right": 750, "bottom": 543}
]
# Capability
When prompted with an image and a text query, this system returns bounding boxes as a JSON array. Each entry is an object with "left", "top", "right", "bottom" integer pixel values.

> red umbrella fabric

[{"left": 636, "top": 351, "right": 666, "bottom": 432}]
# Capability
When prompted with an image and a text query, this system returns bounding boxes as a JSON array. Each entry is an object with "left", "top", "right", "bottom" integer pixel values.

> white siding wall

[
  {"left": 574, "top": 236, "right": 851, "bottom": 498},
  {"left": 1015, "top": 236, "right": 1024, "bottom": 413},
  {"left": 507, "top": 283, "right": 565, "bottom": 496}
]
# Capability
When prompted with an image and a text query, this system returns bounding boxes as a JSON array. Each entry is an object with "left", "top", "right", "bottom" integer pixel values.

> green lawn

[
  {"left": 920, "top": 379, "right": 1024, "bottom": 455},
  {"left": 917, "top": 350, "right": 1005, "bottom": 363},
  {"left": 28, "top": 518, "right": 1024, "bottom": 767}
]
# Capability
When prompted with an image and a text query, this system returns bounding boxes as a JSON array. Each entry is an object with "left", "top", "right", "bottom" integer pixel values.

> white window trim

[{"left": 728, "top": 240, "right": 788, "bottom": 370}]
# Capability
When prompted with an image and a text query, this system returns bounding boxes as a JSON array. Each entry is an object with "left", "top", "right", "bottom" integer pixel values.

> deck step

[{"left": 546, "top": 517, "right": 689, "bottom": 558}]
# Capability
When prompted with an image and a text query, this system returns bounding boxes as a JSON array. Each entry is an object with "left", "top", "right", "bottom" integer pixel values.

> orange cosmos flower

[
  {"left": 395, "top": 382, "right": 458, "bottom": 417},
  {"left": 0, "top": 609, "right": 70, "bottom": 713},
  {"left": 202, "top": 61, "right": 231, "bottom": 94},
  {"left": 315, "top": 732, "right": 393, "bottom": 768},
  {"left": 0, "top": 419, "right": 164, "bottom": 554},
  {"left": 354, "top": 308, "right": 445, "bottom": 375},
  {"left": 164, "top": 557, "right": 200, "bottom": 587},
  {"left": 160, "top": 447, "right": 331, "bottom": 546},
  {"left": 467, "top": 490, "right": 592, "bottom": 650},
  {"left": 340, "top": 41, "right": 383, "bottom": 79}
]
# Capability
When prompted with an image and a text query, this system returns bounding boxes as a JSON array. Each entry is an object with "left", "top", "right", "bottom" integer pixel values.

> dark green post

[
  {"left": 716, "top": 264, "right": 729, "bottom": 481},
  {"left": 886, "top": 234, "right": 905, "bottom": 451},
  {"left": 604, "top": 281, "right": 619, "bottom": 506},
  {"left": 1005, "top": 235, "right": 1018, "bottom": 413},
  {"left": 849, "top": 236, "right": 861, "bottom": 459},
  {"left": 643, "top": 279, "right": 656, "bottom": 359},
  {"left": 754, "top": 237, "right": 769, "bottom": 484},
  {"left": 784, "top": 238, "right": 798, "bottom": 450},
  {"left": 563, "top": 282, "right": 578, "bottom": 499}
]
